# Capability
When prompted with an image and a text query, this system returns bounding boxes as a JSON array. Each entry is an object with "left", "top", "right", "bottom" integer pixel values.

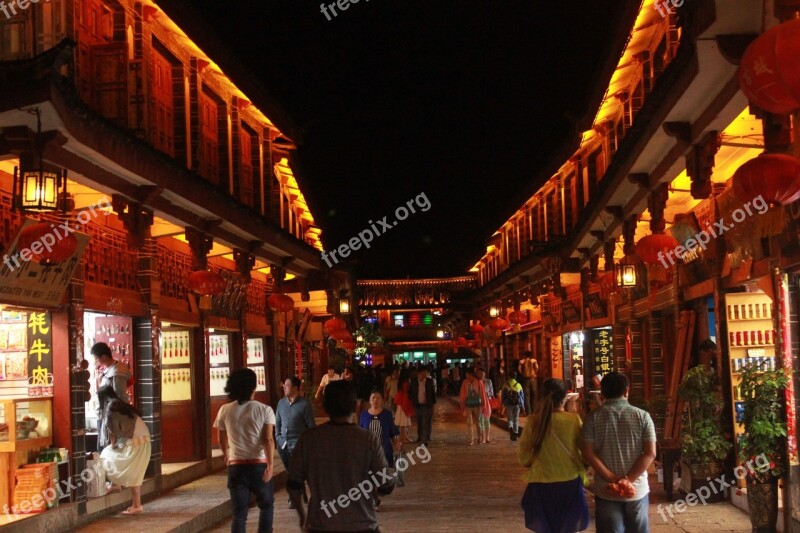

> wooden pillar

[{"left": 67, "top": 263, "right": 87, "bottom": 504}]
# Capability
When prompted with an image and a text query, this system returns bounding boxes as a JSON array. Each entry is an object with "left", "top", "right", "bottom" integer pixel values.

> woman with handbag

[
  {"left": 459, "top": 368, "right": 488, "bottom": 445},
  {"left": 518, "top": 378, "right": 588, "bottom": 533}
]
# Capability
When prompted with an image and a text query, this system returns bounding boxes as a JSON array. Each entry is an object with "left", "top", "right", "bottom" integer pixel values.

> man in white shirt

[
  {"left": 315, "top": 365, "right": 341, "bottom": 401},
  {"left": 214, "top": 368, "right": 275, "bottom": 533}
]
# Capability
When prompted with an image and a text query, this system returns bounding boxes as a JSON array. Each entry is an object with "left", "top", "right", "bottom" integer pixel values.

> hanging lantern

[
  {"left": 331, "top": 328, "right": 352, "bottom": 341},
  {"left": 267, "top": 292, "right": 295, "bottom": 312},
  {"left": 732, "top": 153, "right": 800, "bottom": 206},
  {"left": 508, "top": 310, "right": 527, "bottom": 325},
  {"left": 188, "top": 269, "right": 226, "bottom": 296},
  {"left": 635, "top": 234, "right": 680, "bottom": 265},
  {"left": 738, "top": 18, "right": 800, "bottom": 114},
  {"left": 341, "top": 339, "right": 357, "bottom": 351},
  {"left": 324, "top": 317, "right": 347, "bottom": 333},
  {"left": 17, "top": 222, "right": 78, "bottom": 265},
  {"left": 488, "top": 317, "right": 509, "bottom": 331},
  {"left": 470, "top": 323, "right": 484, "bottom": 334},
  {"left": 456, "top": 336, "right": 468, "bottom": 347},
  {"left": 615, "top": 255, "right": 639, "bottom": 288}
]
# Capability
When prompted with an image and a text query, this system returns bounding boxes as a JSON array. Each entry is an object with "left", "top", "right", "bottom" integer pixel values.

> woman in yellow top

[{"left": 518, "top": 378, "right": 588, "bottom": 533}]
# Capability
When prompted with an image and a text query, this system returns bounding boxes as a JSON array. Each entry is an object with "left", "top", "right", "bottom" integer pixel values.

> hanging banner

[
  {"left": 778, "top": 273, "right": 798, "bottom": 465},
  {"left": 27, "top": 311, "right": 53, "bottom": 391},
  {"left": 549, "top": 335, "right": 563, "bottom": 379}
]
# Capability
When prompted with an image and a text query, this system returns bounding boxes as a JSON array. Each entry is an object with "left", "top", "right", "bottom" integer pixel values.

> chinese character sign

[
  {"left": 592, "top": 328, "right": 614, "bottom": 376},
  {"left": 27, "top": 311, "right": 53, "bottom": 384}
]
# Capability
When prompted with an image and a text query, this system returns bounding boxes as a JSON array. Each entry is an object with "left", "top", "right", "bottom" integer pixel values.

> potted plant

[
  {"left": 677, "top": 365, "right": 731, "bottom": 501},
  {"left": 738, "top": 360, "right": 788, "bottom": 533}
]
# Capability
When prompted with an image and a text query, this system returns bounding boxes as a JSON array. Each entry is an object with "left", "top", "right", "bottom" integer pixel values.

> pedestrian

[
  {"left": 359, "top": 389, "right": 401, "bottom": 509},
  {"left": 92, "top": 342, "right": 132, "bottom": 453},
  {"left": 287, "top": 380, "right": 394, "bottom": 531},
  {"left": 275, "top": 376, "right": 315, "bottom": 509},
  {"left": 393, "top": 376, "right": 414, "bottom": 442},
  {"left": 489, "top": 358, "right": 505, "bottom": 396},
  {"left": 476, "top": 367, "right": 494, "bottom": 443},
  {"left": 409, "top": 365, "right": 436, "bottom": 445},
  {"left": 582, "top": 372, "right": 656, "bottom": 533},
  {"left": 518, "top": 351, "right": 539, "bottom": 416},
  {"left": 97, "top": 385, "right": 151, "bottom": 516},
  {"left": 451, "top": 363, "right": 461, "bottom": 396},
  {"left": 518, "top": 379, "right": 588, "bottom": 533},
  {"left": 501, "top": 371, "right": 526, "bottom": 441},
  {"left": 459, "top": 367, "right": 489, "bottom": 445},
  {"left": 384, "top": 367, "right": 400, "bottom": 414},
  {"left": 440, "top": 362, "right": 450, "bottom": 396},
  {"left": 213, "top": 368, "right": 276, "bottom": 533},
  {"left": 314, "top": 365, "right": 340, "bottom": 402}
]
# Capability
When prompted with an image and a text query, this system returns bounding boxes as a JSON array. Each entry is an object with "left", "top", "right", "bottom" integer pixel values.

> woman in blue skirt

[{"left": 518, "top": 379, "right": 589, "bottom": 533}]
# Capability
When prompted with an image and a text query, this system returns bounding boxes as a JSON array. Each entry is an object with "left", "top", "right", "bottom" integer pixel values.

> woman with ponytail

[{"left": 518, "top": 378, "right": 588, "bottom": 533}]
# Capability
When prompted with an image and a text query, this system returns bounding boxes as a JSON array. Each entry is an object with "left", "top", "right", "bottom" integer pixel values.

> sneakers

[{"left": 510, "top": 430, "right": 517, "bottom": 441}]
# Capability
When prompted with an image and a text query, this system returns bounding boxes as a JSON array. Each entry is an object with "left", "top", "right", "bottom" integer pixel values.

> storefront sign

[
  {"left": 27, "top": 311, "right": 53, "bottom": 389},
  {"left": 561, "top": 300, "right": 581, "bottom": 325},
  {"left": 549, "top": 335, "right": 562, "bottom": 379},
  {"left": 592, "top": 328, "right": 614, "bottom": 376},
  {"left": 0, "top": 221, "right": 89, "bottom": 308},
  {"left": 585, "top": 292, "right": 607, "bottom": 320}
]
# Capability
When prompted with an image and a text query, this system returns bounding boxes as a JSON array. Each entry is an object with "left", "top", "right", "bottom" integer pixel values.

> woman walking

[
  {"left": 476, "top": 368, "right": 494, "bottom": 443},
  {"left": 518, "top": 378, "right": 588, "bottom": 533},
  {"left": 393, "top": 377, "right": 414, "bottom": 442},
  {"left": 359, "top": 390, "right": 400, "bottom": 509},
  {"left": 459, "top": 368, "right": 489, "bottom": 445},
  {"left": 501, "top": 372, "right": 526, "bottom": 441},
  {"left": 97, "top": 386, "right": 151, "bottom": 515}
]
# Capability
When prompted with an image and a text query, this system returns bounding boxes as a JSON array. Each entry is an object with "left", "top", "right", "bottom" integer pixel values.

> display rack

[
  {"left": 162, "top": 329, "right": 192, "bottom": 402},
  {"left": 209, "top": 333, "right": 231, "bottom": 397},
  {"left": 247, "top": 338, "right": 266, "bottom": 392}
]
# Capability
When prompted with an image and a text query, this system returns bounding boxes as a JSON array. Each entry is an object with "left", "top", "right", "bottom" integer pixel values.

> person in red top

[{"left": 393, "top": 377, "right": 414, "bottom": 442}]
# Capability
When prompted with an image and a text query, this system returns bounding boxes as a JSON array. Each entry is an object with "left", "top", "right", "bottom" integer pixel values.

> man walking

[
  {"left": 314, "top": 365, "right": 340, "bottom": 402},
  {"left": 582, "top": 372, "right": 656, "bottom": 533},
  {"left": 275, "top": 376, "right": 315, "bottom": 509},
  {"left": 518, "top": 351, "right": 538, "bottom": 415},
  {"left": 214, "top": 368, "right": 275, "bottom": 533},
  {"left": 287, "top": 380, "right": 394, "bottom": 531},
  {"left": 409, "top": 365, "right": 436, "bottom": 445}
]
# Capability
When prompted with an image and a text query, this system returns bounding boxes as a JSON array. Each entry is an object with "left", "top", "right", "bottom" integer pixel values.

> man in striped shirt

[{"left": 582, "top": 372, "right": 656, "bottom": 533}]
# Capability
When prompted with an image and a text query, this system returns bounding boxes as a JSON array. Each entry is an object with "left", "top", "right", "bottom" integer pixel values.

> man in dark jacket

[{"left": 409, "top": 365, "right": 436, "bottom": 445}]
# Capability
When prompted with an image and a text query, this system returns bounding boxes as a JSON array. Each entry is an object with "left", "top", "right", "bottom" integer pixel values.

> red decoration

[
  {"left": 370, "top": 346, "right": 387, "bottom": 356},
  {"left": 470, "top": 323, "right": 484, "bottom": 334},
  {"left": 331, "top": 329, "right": 352, "bottom": 341},
  {"left": 456, "top": 336, "right": 468, "bottom": 347},
  {"left": 488, "top": 317, "right": 509, "bottom": 331},
  {"left": 732, "top": 153, "right": 800, "bottom": 206},
  {"left": 635, "top": 234, "right": 680, "bottom": 265},
  {"left": 341, "top": 340, "right": 357, "bottom": 351},
  {"left": 188, "top": 269, "right": 227, "bottom": 296},
  {"left": 508, "top": 310, "right": 527, "bottom": 325},
  {"left": 738, "top": 18, "right": 800, "bottom": 114},
  {"left": 323, "top": 317, "right": 347, "bottom": 333},
  {"left": 267, "top": 293, "right": 294, "bottom": 312},
  {"left": 17, "top": 222, "right": 78, "bottom": 265}
]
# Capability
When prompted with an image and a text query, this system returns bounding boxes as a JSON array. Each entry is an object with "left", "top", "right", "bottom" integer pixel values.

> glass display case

[
  {"left": 162, "top": 329, "right": 193, "bottom": 402},
  {"left": 247, "top": 338, "right": 266, "bottom": 392},
  {"left": 210, "top": 333, "right": 231, "bottom": 397},
  {"left": 0, "top": 398, "right": 52, "bottom": 450}
]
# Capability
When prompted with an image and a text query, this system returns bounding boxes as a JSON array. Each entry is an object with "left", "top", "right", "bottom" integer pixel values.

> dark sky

[{"left": 187, "top": 0, "right": 633, "bottom": 278}]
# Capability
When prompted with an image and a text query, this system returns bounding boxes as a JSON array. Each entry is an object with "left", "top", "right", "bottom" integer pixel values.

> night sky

[{"left": 187, "top": 0, "right": 634, "bottom": 279}]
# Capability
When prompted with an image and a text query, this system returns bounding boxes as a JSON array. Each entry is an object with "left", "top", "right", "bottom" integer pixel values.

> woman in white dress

[{"left": 97, "top": 386, "right": 151, "bottom": 515}]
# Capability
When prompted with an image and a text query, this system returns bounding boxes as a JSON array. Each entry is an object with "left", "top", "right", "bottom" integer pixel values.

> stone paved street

[{"left": 209, "top": 400, "right": 753, "bottom": 533}]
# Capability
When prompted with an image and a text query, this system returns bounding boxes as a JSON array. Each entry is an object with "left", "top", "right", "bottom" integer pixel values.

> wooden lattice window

[
  {"left": 200, "top": 91, "right": 219, "bottom": 184},
  {"left": 150, "top": 50, "right": 174, "bottom": 156}
]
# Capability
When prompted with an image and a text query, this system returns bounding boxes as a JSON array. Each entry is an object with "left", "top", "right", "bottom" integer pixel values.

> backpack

[{"left": 504, "top": 387, "right": 520, "bottom": 406}]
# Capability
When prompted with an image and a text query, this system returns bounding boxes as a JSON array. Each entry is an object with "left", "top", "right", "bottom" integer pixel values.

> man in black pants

[
  {"left": 410, "top": 365, "right": 436, "bottom": 445},
  {"left": 518, "top": 351, "right": 538, "bottom": 418}
]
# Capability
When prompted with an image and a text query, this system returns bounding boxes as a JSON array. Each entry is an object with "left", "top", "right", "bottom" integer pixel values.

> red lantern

[
  {"left": 267, "top": 293, "right": 295, "bottom": 312},
  {"left": 488, "top": 317, "right": 509, "bottom": 331},
  {"left": 738, "top": 18, "right": 800, "bottom": 114},
  {"left": 188, "top": 270, "right": 227, "bottom": 296},
  {"left": 17, "top": 222, "right": 78, "bottom": 265},
  {"left": 508, "top": 310, "right": 527, "bottom": 325},
  {"left": 635, "top": 234, "right": 680, "bottom": 265},
  {"left": 470, "top": 323, "right": 484, "bottom": 334},
  {"left": 331, "top": 329, "right": 352, "bottom": 341},
  {"left": 341, "top": 340, "right": 356, "bottom": 351},
  {"left": 732, "top": 153, "right": 800, "bottom": 206},
  {"left": 456, "top": 336, "right": 468, "bottom": 347},
  {"left": 324, "top": 317, "right": 347, "bottom": 333}
]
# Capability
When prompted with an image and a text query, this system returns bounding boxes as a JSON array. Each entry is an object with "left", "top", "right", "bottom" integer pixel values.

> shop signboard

[
  {"left": 585, "top": 292, "right": 607, "bottom": 320},
  {"left": 549, "top": 335, "right": 562, "bottom": 379},
  {"left": 669, "top": 212, "right": 714, "bottom": 285},
  {"left": 26, "top": 311, "right": 53, "bottom": 390},
  {"left": 0, "top": 220, "right": 89, "bottom": 308},
  {"left": 592, "top": 328, "right": 614, "bottom": 376},
  {"left": 561, "top": 300, "right": 581, "bottom": 325}
]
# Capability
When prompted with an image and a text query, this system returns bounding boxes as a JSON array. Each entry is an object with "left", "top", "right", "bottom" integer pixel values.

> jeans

[
  {"left": 416, "top": 405, "right": 433, "bottom": 443},
  {"left": 227, "top": 464, "right": 274, "bottom": 533},
  {"left": 506, "top": 405, "right": 520, "bottom": 432},
  {"left": 595, "top": 494, "right": 649, "bottom": 533},
  {"left": 277, "top": 445, "right": 292, "bottom": 470}
]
